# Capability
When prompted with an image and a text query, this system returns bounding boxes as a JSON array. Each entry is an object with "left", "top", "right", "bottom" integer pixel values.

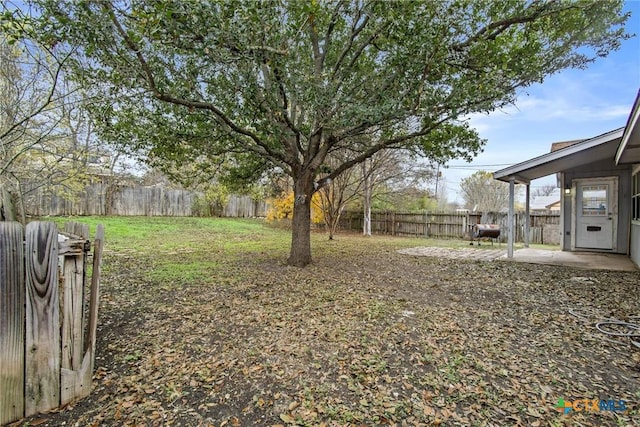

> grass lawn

[{"left": 26, "top": 216, "right": 640, "bottom": 426}]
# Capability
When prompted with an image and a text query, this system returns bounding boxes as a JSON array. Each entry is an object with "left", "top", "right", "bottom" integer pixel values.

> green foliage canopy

[
  {"left": 27, "top": 1, "right": 629, "bottom": 181},
  {"left": 19, "top": 0, "right": 630, "bottom": 265}
]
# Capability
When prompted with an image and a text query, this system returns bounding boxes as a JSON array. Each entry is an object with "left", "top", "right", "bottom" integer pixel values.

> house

[
  {"left": 493, "top": 90, "right": 640, "bottom": 267},
  {"left": 545, "top": 199, "right": 561, "bottom": 212}
]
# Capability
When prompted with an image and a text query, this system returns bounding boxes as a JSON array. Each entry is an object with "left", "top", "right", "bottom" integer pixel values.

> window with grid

[{"left": 581, "top": 185, "right": 607, "bottom": 216}]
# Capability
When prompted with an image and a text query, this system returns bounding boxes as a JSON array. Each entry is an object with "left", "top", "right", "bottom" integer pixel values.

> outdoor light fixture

[{"left": 564, "top": 185, "right": 571, "bottom": 195}]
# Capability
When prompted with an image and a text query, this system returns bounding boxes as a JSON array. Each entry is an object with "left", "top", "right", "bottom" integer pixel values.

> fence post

[
  {"left": 391, "top": 211, "right": 396, "bottom": 236},
  {"left": 25, "top": 222, "right": 60, "bottom": 416},
  {"left": 0, "top": 222, "right": 25, "bottom": 425},
  {"left": 462, "top": 214, "right": 468, "bottom": 239},
  {"left": 424, "top": 211, "right": 428, "bottom": 237},
  {"left": 84, "top": 224, "right": 104, "bottom": 392}
]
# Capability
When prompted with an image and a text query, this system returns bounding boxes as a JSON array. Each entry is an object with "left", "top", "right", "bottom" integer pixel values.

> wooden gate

[{"left": 0, "top": 221, "right": 104, "bottom": 425}]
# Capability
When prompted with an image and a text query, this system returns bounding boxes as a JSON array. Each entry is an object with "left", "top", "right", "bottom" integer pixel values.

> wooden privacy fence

[
  {"left": 0, "top": 221, "right": 104, "bottom": 425},
  {"left": 223, "top": 194, "right": 268, "bottom": 218},
  {"left": 22, "top": 183, "right": 268, "bottom": 218},
  {"left": 339, "top": 211, "right": 561, "bottom": 245}
]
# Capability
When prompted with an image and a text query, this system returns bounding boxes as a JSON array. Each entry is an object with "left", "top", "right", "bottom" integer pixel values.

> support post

[
  {"left": 508, "top": 177, "right": 515, "bottom": 258},
  {"left": 525, "top": 184, "right": 530, "bottom": 248}
]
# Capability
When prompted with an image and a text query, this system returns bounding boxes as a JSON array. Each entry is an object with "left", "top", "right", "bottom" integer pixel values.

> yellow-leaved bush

[{"left": 266, "top": 191, "right": 324, "bottom": 224}]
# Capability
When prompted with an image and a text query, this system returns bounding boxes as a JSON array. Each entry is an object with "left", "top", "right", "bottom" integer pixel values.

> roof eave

[
  {"left": 493, "top": 128, "right": 624, "bottom": 183},
  {"left": 615, "top": 89, "right": 640, "bottom": 165}
]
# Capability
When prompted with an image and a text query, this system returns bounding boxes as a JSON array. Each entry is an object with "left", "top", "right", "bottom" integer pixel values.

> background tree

[
  {"left": 434, "top": 177, "right": 449, "bottom": 211},
  {"left": 267, "top": 190, "right": 324, "bottom": 226},
  {"left": 533, "top": 184, "right": 558, "bottom": 197},
  {"left": 314, "top": 147, "right": 435, "bottom": 239},
  {"left": 459, "top": 170, "right": 520, "bottom": 213},
  {"left": 316, "top": 151, "right": 363, "bottom": 240},
  {"left": 360, "top": 149, "right": 436, "bottom": 235},
  {"left": 29, "top": 0, "right": 629, "bottom": 266},
  {"left": 0, "top": 22, "right": 68, "bottom": 221},
  {"left": 0, "top": 8, "right": 114, "bottom": 222}
]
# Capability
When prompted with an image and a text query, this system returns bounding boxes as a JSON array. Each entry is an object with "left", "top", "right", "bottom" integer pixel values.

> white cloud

[
  {"left": 506, "top": 96, "right": 630, "bottom": 123},
  {"left": 469, "top": 91, "right": 630, "bottom": 130}
]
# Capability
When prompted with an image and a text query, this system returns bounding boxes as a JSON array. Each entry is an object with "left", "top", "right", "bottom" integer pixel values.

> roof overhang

[
  {"left": 493, "top": 128, "right": 624, "bottom": 184},
  {"left": 615, "top": 90, "right": 640, "bottom": 165}
]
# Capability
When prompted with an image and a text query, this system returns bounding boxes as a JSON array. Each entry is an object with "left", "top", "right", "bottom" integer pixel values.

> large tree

[
  {"left": 26, "top": 0, "right": 629, "bottom": 266},
  {"left": 460, "top": 170, "right": 518, "bottom": 213}
]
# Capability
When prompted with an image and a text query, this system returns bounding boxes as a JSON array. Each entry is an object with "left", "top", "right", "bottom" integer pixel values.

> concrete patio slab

[
  {"left": 398, "top": 246, "right": 504, "bottom": 261},
  {"left": 398, "top": 246, "right": 638, "bottom": 272},
  {"left": 500, "top": 248, "right": 638, "bottom": 272}
]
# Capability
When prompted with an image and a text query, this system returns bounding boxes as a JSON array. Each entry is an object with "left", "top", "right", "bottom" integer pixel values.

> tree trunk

[
  {"left": 288, "top": 175, "right": 314, "bottom": 267},
  {"left": 0, "top": 184, "right": 16, "bottom": 222},
  {"left": 14, "top": 179, "right": 26, "bottom": 224},
  {"left": 362, "top": 161, "right": 372, "bottom": 236},
  {"left": 328, "top": 211, "right": 340, "bottom": 240},
  {"left": 327, "top": 213, "right": 335, "bottom": 240},
  {"left": 363, "top": 202, "right": 371, "bottom": 236}
]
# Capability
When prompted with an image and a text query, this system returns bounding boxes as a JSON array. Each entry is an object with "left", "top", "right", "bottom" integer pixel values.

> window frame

[{"left": 632, "top": 168, "right": 640, "bottom": 223}]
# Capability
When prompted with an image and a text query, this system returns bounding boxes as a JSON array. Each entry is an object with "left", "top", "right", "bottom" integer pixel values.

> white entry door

[{"left": 575, "top": 178, "right": 617, "bottom": 250}]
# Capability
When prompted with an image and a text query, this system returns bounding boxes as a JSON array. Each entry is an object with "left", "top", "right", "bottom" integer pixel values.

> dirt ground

[{"left": 13, "top": 240, "right": 640, "bottom": 426}]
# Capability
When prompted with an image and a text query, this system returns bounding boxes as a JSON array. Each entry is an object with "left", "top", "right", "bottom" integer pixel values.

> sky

[{"left": 442, "top": 0, "right": 640, "bottom": 204}]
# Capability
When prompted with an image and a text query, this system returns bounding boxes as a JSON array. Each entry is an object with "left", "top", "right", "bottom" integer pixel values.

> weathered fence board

[
  {"left": 60, "top": 222, "right": 96, "bottom": 404},
  {"left": 61, "top": 248, "right": 84, "bottom": 369},
  {"left": 224, "top": 194, "right": 268, "bottom": 218},
  {"left": 0, "top": 220, "right": 102, "bottom": 424},
  {"left": 25, "top": 222, "right": 61, "bottom": 416},
  {"left": 60, "top": 222, "right": 90, "bottom": 405},
  {"left": 0, "top": 222, "right": 25, "bottom": 425},
  {"left": 339, "top": 211, "right": 561, "bottom": 245},
  {"left": 64, "top": 222, "right": 90, "bottom": 239},
  {"left": 23, "top": 183, "right": 269, "bottom": 218}
]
